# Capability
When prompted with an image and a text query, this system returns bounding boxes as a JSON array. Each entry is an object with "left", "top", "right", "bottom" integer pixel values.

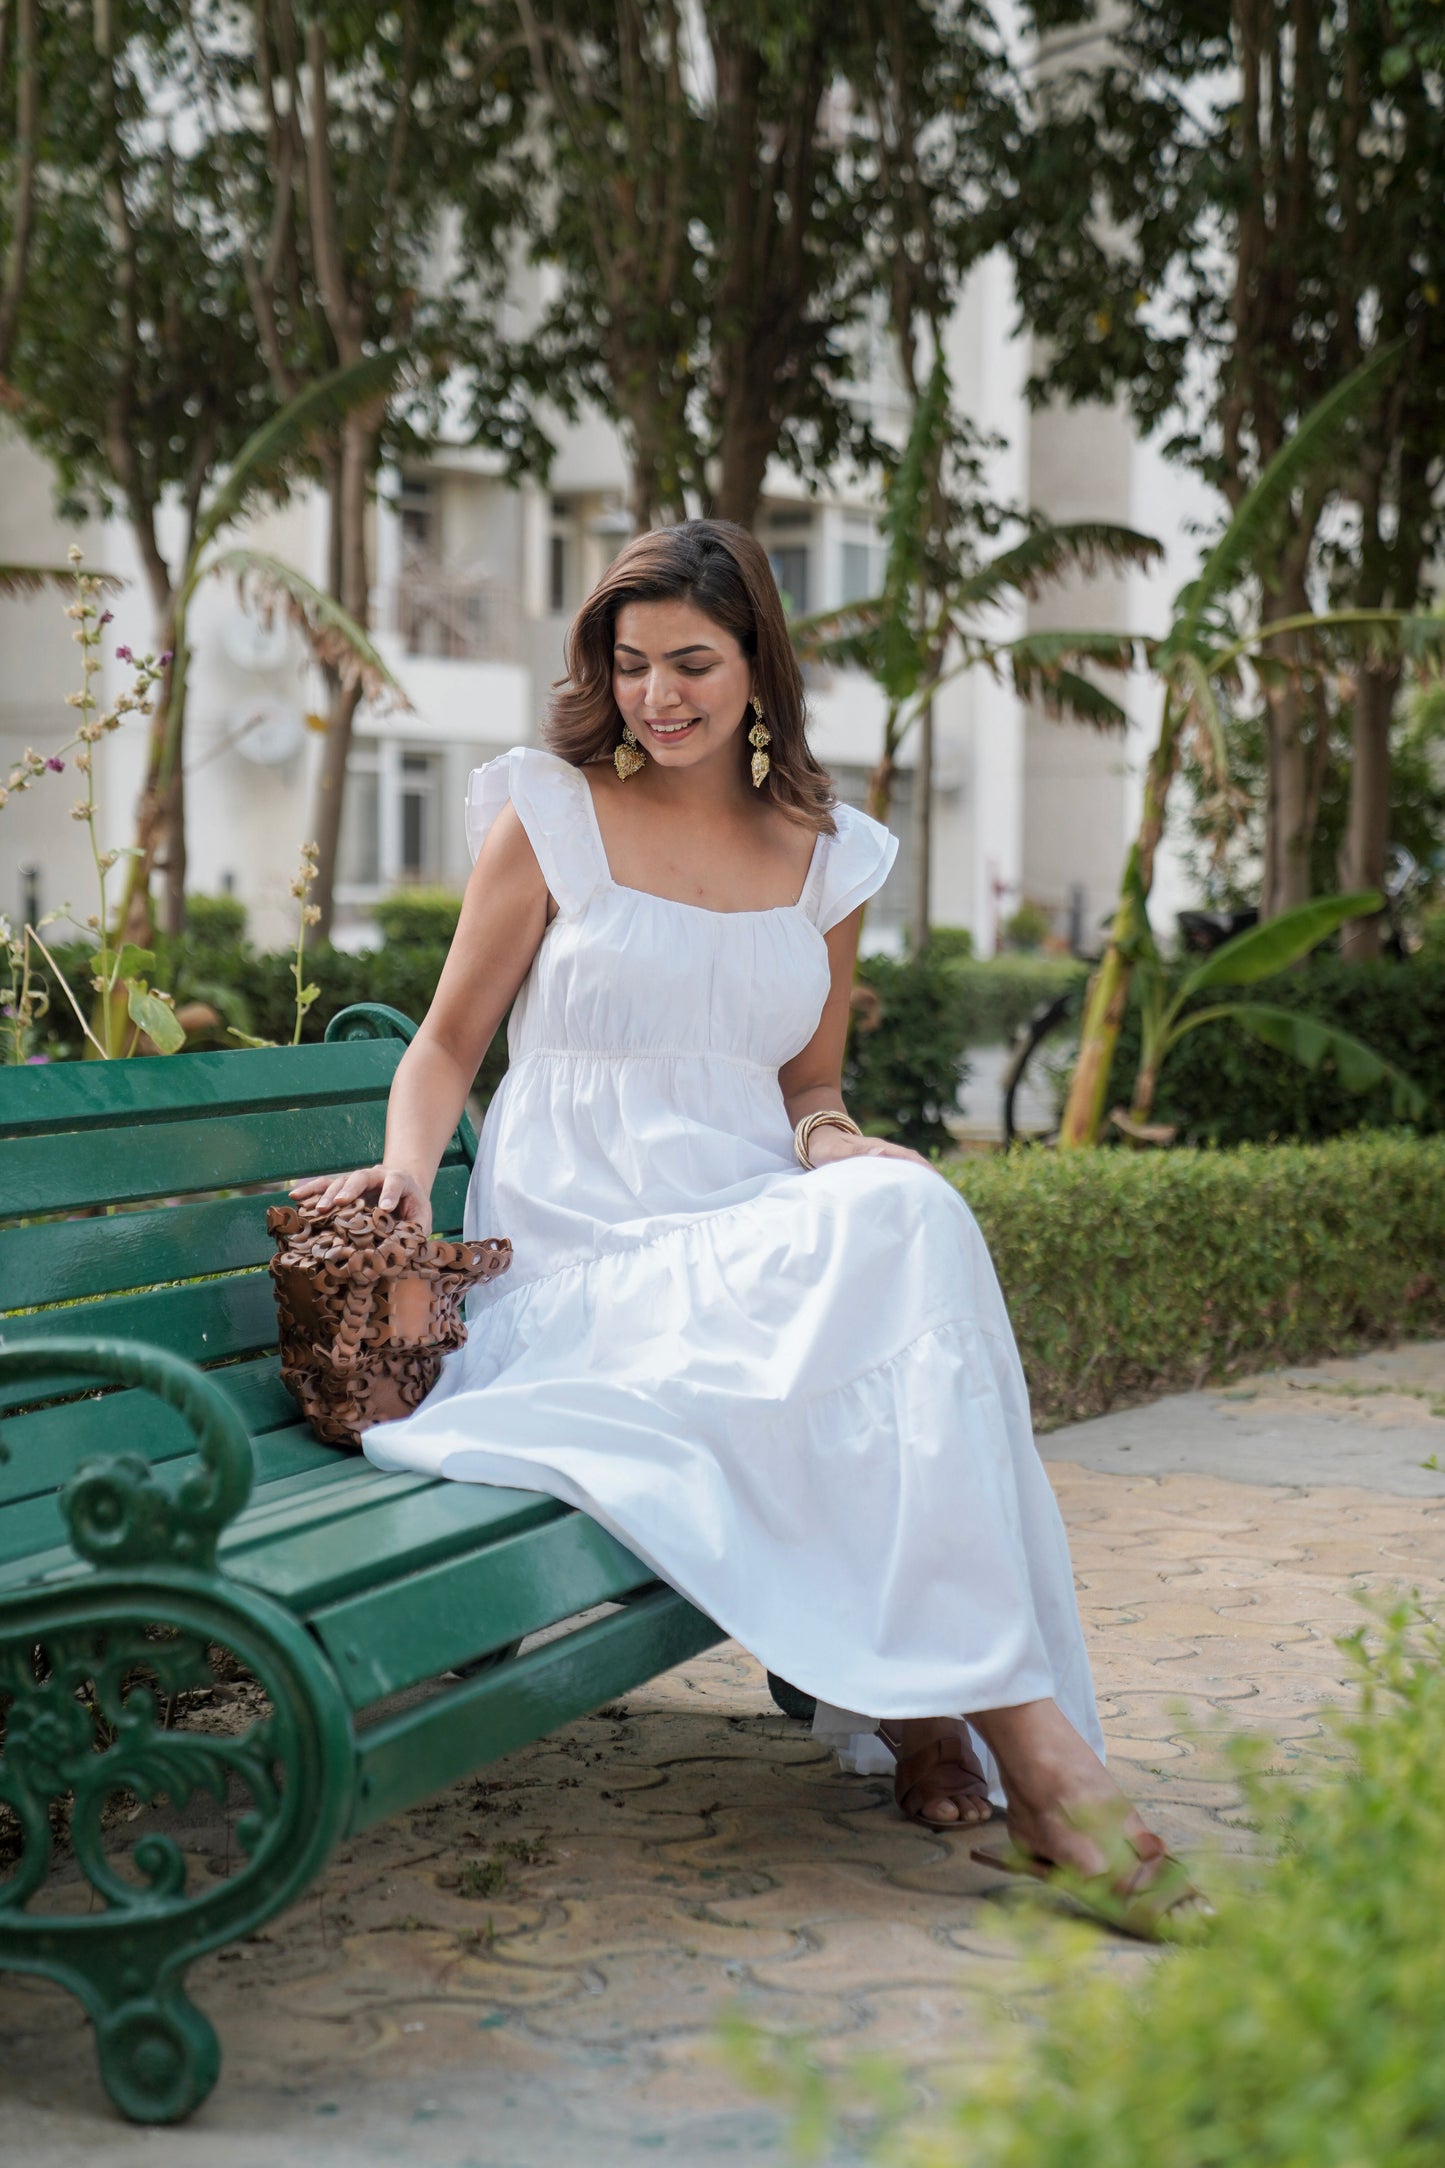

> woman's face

[{"left": 611, "top": 597, "right": 753, "bottom": 775}]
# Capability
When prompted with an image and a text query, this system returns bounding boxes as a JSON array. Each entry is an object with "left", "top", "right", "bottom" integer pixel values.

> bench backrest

[{"left": 0, "top": 1005, "right": 473, "bottom": 1524}]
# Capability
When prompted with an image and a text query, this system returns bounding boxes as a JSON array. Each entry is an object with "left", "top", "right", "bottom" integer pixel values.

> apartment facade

[{"left": 1, "top": 254, "right": 1201, "bottom": 963}]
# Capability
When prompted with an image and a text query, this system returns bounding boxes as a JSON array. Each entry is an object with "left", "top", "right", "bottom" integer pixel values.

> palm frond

[
  {"left": 211, "top": 549, "right": 412, "bottom": 711},
  {"left": 1028, "top": 666, "right": 1131, "bottom": 731},
  {"left": 0, "top": 563, "right": 125, "bottom": 597},
  {"left": 196, "top": 350, "right": 411, "bottom": 556},
  {"left": 951, "top": 523, "right": 1163, "bottom": 616},
  {"left": 1169, "top": 342, "right": 1402, "bottom": 654},
  {"left": 1004, "top": 627, "right": 1147, "bottom": 692},
  {"left": 1231, "top": 607, "right": 1445, "bottom": 673}
]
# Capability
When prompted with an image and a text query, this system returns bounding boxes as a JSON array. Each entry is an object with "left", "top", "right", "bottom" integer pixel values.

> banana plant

[
  {"left": 791, "top": 353, "right": 1159, "bottom": 828},
  {"left": 1060, "top": 341, "right": 1445, "bottom": 1147},
  {"left": 114, "top": 349, "right": 413, "bottom": 951},
  {"left": 1120, "top": 880, "right": 1425, "bottom": 1133}
]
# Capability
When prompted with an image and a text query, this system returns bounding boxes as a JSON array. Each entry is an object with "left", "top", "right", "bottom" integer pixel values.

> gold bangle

[{"left": 794, "top": 1108, "right": 862, "bottom": 1168}]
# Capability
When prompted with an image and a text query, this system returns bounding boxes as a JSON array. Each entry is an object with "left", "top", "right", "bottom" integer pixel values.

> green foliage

[
  {"left": 183, "top": 893, "right": 247, "bottom": 948},
  {"left": 370, "top": 888, "right": 465, "bottom": 947},
  {"left": 947, "top": 956, "right": 1089, "bottom": 1046},
  {"left": 1107, "top": 954, "right": 1445, "bottom": 1143},
  {"left": 740, "top": 1605, "right": 1445, "bottom": 2168},
  {"left": 926, "top": 925, "right": 974, "bottom": 962},
  {"left": 844, "top": 953, "right": 972, "bottom": 1154},
  {"left": 999, "top": 900, "right": 1053, "bottom": 952},
  {"left": 952, "top": 1133, "right": 1445, "bottom": 1427}
]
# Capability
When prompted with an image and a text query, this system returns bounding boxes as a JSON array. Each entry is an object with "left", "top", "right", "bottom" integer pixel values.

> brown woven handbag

[{"left": 266, "top": 1198, "right": 512, "bottom": 1448}]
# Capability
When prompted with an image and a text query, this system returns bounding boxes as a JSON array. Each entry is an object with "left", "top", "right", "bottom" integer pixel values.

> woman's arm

[
  {"left": 778, "top": 907, "right": 933, "bottom": 1171},
  {"left": 291, "top": 804, "right": 552, "bottom": 1229}
]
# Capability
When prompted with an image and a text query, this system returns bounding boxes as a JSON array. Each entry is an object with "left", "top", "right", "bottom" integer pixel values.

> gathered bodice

[{"left": 462, "top": 747, "right": 898, "bottom": 1280}]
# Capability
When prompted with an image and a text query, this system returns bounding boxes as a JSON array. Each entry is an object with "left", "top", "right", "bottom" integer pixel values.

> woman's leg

[{"left": 969, "top": 1697, "right": 1167, "bottom": 1886}]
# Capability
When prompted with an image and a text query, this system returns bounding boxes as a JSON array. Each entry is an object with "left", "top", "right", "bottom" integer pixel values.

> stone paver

[{"left": 3, "top": 1342, "right": 1444, "bottom": 2164}]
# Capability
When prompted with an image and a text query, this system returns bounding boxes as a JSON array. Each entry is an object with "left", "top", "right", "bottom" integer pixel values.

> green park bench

[{"left": 0, "top": 1003, "right": 725, "bottom": 2124}]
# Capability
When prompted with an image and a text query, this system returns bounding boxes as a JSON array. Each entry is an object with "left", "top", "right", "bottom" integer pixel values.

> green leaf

[
  {"left": 194, "top": 350, "right": 410, "bottom": 558},
  {"left": 1166, "top": 345, "right": 1403, "bottom": 655},
  {"left": 112, "top": 943, "right": 155, "bottom": 982},
  {"left": 225, "top": 1026, "right": 278, "bottom": 1049},
  {"left": 1230, "top": 1003, "right": 1426, "bottom": 1116},
  {"left": 1178, "top": 893, "right": 1381, "bottom": 1000},
  {"left": 209, "top": 550, "right": 410, "bottom": 710},
  {"left": 296, "top": 982, "right": 321, "bottom": 1012},
  {"left": 125, "top": 979, "right": 186, "bottom": 1055}
]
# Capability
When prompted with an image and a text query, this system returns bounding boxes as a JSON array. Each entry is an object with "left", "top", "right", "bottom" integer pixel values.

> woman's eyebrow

[{"left": 614, "top": 641, "right": 720, "bottom": 659}]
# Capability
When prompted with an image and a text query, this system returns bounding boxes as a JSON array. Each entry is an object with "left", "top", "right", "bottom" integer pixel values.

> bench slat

[
  {"left": 0, "top": 1038, "right": 402, "bottom": 1138},
  {"left": 0, "top": 1420, "right": 345, "bottom": 1568},
  {"left": 0, "top": 1273, "right": 280, "bottom": 1409},
  {"left": 310, "top": 1509, "right": 657, "bottom": 1704},
  {"left": 4, "top": 1106, "right": 473, "bottom": 1219},
  {"left": 228, "top": 1478, "right": 563, "bottom": 1611},
  {"left": 350, "top": 1586, "right": 722, "bottom": 1832},
  {"left": 0, "top": 1356, "right": 305, "bottom": 1505},
  {"left": 0, "top": 1166, "right": 472, "bottom": 1312}
]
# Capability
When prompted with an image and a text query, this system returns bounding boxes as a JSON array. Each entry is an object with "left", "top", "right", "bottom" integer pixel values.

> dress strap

[
  {"left": 464, "top": 747, "right": 610, "bottom": 918},
  {"left": 806, "top": 802, "right": 900, "bottom": 934}
]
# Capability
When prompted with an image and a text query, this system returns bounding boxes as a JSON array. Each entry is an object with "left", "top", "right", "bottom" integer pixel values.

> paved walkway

[{"left": 5, "top": 1342, "right": 1444, "bottom": 2165}]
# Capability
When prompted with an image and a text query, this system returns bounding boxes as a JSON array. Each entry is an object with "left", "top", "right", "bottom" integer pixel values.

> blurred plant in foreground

[
  {"left": 0, "top": 550, "right": 181, "bottom": 1059},
  {"left": 729, "top": 1599, "right": 1445, "bottom": 2166}
]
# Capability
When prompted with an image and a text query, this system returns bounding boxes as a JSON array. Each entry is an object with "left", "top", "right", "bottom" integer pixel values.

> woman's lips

[{"left": 642, "top": 717, "right": 700, "bottom": 738}]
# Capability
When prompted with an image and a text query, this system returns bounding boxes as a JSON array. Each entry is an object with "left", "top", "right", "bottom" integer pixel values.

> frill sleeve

[
  {"left": 807, "top": 801, "right": 900, "bottom": 934},
  {"left": 464, "top": 746, "right": 610, "bottom": 918}
]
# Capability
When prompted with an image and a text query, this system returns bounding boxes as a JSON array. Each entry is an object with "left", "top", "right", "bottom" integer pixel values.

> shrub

[
  {"left": 1104, "top": 952, "right": 1445, "bottom": 1142},
  {"left": 926, "top": 925, "right": 975, "bottom": 962},
  {"left": 846, "top": 951, "right": 972, "bottom": 1153},
  {"left": 183, "top": 892, "right": 248, "bottom": 946},
  {"left": 369, "top": 886, "right": 465, "bottom": 946},
  {"left": 947, "top": 955, "right": 1089, "bottom": 1046},
  {"left": 951, "top": 1132, "right": 1445, "bottom": 1427},
  {"left": 1000, "top": 897, "right": 1053, "bottom": 951},
  {"left": 740, "top": 1605, "right": 1445, "bottom": 2168}
]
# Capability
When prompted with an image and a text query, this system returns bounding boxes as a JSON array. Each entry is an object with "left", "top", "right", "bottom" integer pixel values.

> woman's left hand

[{"left": 804, "top": 1124, "right": 936, "bottom": 1174}]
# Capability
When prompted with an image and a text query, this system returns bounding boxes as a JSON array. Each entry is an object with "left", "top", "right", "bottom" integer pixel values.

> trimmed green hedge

[
  {"left": 1104, "top": 952, "right": 1445, "bottom": 1142},
  {"left": 951, "top": 1132, "right": 1445, "bottom": 1427},
  {"left": 947, "top": 955, "right": 1088, "bottom": 1046}
]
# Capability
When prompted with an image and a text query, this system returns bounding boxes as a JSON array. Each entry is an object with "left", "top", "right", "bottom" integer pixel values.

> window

[
  {"left": 768, "top": 545, "right": 809, "bottom": 616},
  {"left": 398, "top": 475, "right": 433, "bottom": 549},
  {"left": 549, "top": 531, "right": 570, "bottom": 614},
  {"left": 337, "top": 738, "right": 444, "bottom": 894},
  {"left": 842, "top": 539, "right": 877, "bottom": 605},
  {"left": 400, "top": 750, "right": 441, "bottom": 881}
]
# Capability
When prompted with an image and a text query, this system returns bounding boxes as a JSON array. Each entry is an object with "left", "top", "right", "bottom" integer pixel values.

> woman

[{"left": 296, "top": 520, "right": 1199, "bottom": 1938}]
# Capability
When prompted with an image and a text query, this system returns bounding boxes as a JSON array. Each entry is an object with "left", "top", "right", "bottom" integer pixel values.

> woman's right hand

[{"left": 289, "top": 1165, "right": 434, "bottom": 1234}]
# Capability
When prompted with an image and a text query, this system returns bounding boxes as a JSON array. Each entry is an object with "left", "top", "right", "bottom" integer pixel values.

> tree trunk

[
  {"left": 1259, "top": 669, "right": 1314, "bottom": 918},
  {"left": 1059, "top": 688, "right": 1183, "bottom": 1148},
  {"left": 1338, "top": 663, "right": 1396, "bottom": 960},
  {"left": 163, "top": 759, "right": 187, "bottom": 937},
  {"left": 909, "top": 695, "right": 933, "bottom": 953},
  {"left": 310, "top": 412, "right": 375, "bottom": 939}
]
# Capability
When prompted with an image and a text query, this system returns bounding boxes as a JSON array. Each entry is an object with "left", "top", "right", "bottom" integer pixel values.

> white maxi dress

[{"left": 364, "top": 747, "right": 1102, "bottom": 1791}]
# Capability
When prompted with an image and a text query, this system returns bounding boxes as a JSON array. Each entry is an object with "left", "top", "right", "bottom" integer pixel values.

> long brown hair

[{"left": 545, "top": 520, "right": 837, "bottom": 833}]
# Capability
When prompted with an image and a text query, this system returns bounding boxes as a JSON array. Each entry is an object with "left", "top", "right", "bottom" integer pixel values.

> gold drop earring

[
  {"left": 748, "top": 695, "right": 771, "bottom": 788},
  {"left": 614, "top": 723, "right": 646, "bottom": 780}
]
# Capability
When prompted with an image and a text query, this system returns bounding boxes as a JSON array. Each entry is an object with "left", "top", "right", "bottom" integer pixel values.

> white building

[{"left": 0, "top": 255, "right": 1203, "bottom": 965}]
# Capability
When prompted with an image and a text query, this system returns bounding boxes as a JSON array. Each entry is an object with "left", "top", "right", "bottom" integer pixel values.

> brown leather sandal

[{"left": 878, "top": 1723, "right": 997, "bottom": 1830}]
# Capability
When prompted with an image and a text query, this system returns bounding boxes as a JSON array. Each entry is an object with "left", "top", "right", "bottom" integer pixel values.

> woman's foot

[
  {"left": 879, "top": 1718, "right": 994, "bottom": 1829},
  {"left": 968, "top": 1697, "right": 1208, "bottom": 1930}
]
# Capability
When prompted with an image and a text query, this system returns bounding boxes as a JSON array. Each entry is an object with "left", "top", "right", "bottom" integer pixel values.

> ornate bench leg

[{"left": 0, "top": 1575, "right": 355, "bottom": 2123}]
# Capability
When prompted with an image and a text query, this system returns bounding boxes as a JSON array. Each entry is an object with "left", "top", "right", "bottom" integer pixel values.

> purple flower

[
  {"left": 115, "top": 644, "right": 133, "bottom": 662},
  {"left": 25, "top": 1053, "right": 50, "bottom": 1064},
  {"left": 45, "top": 756, "right": 64, "bottom": 772},
  {"left": 158, "top": 649, "right": 174, "bottom": 666},
  {"left": 99, "top": 610, "right": 114, "bottom": 626}
]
